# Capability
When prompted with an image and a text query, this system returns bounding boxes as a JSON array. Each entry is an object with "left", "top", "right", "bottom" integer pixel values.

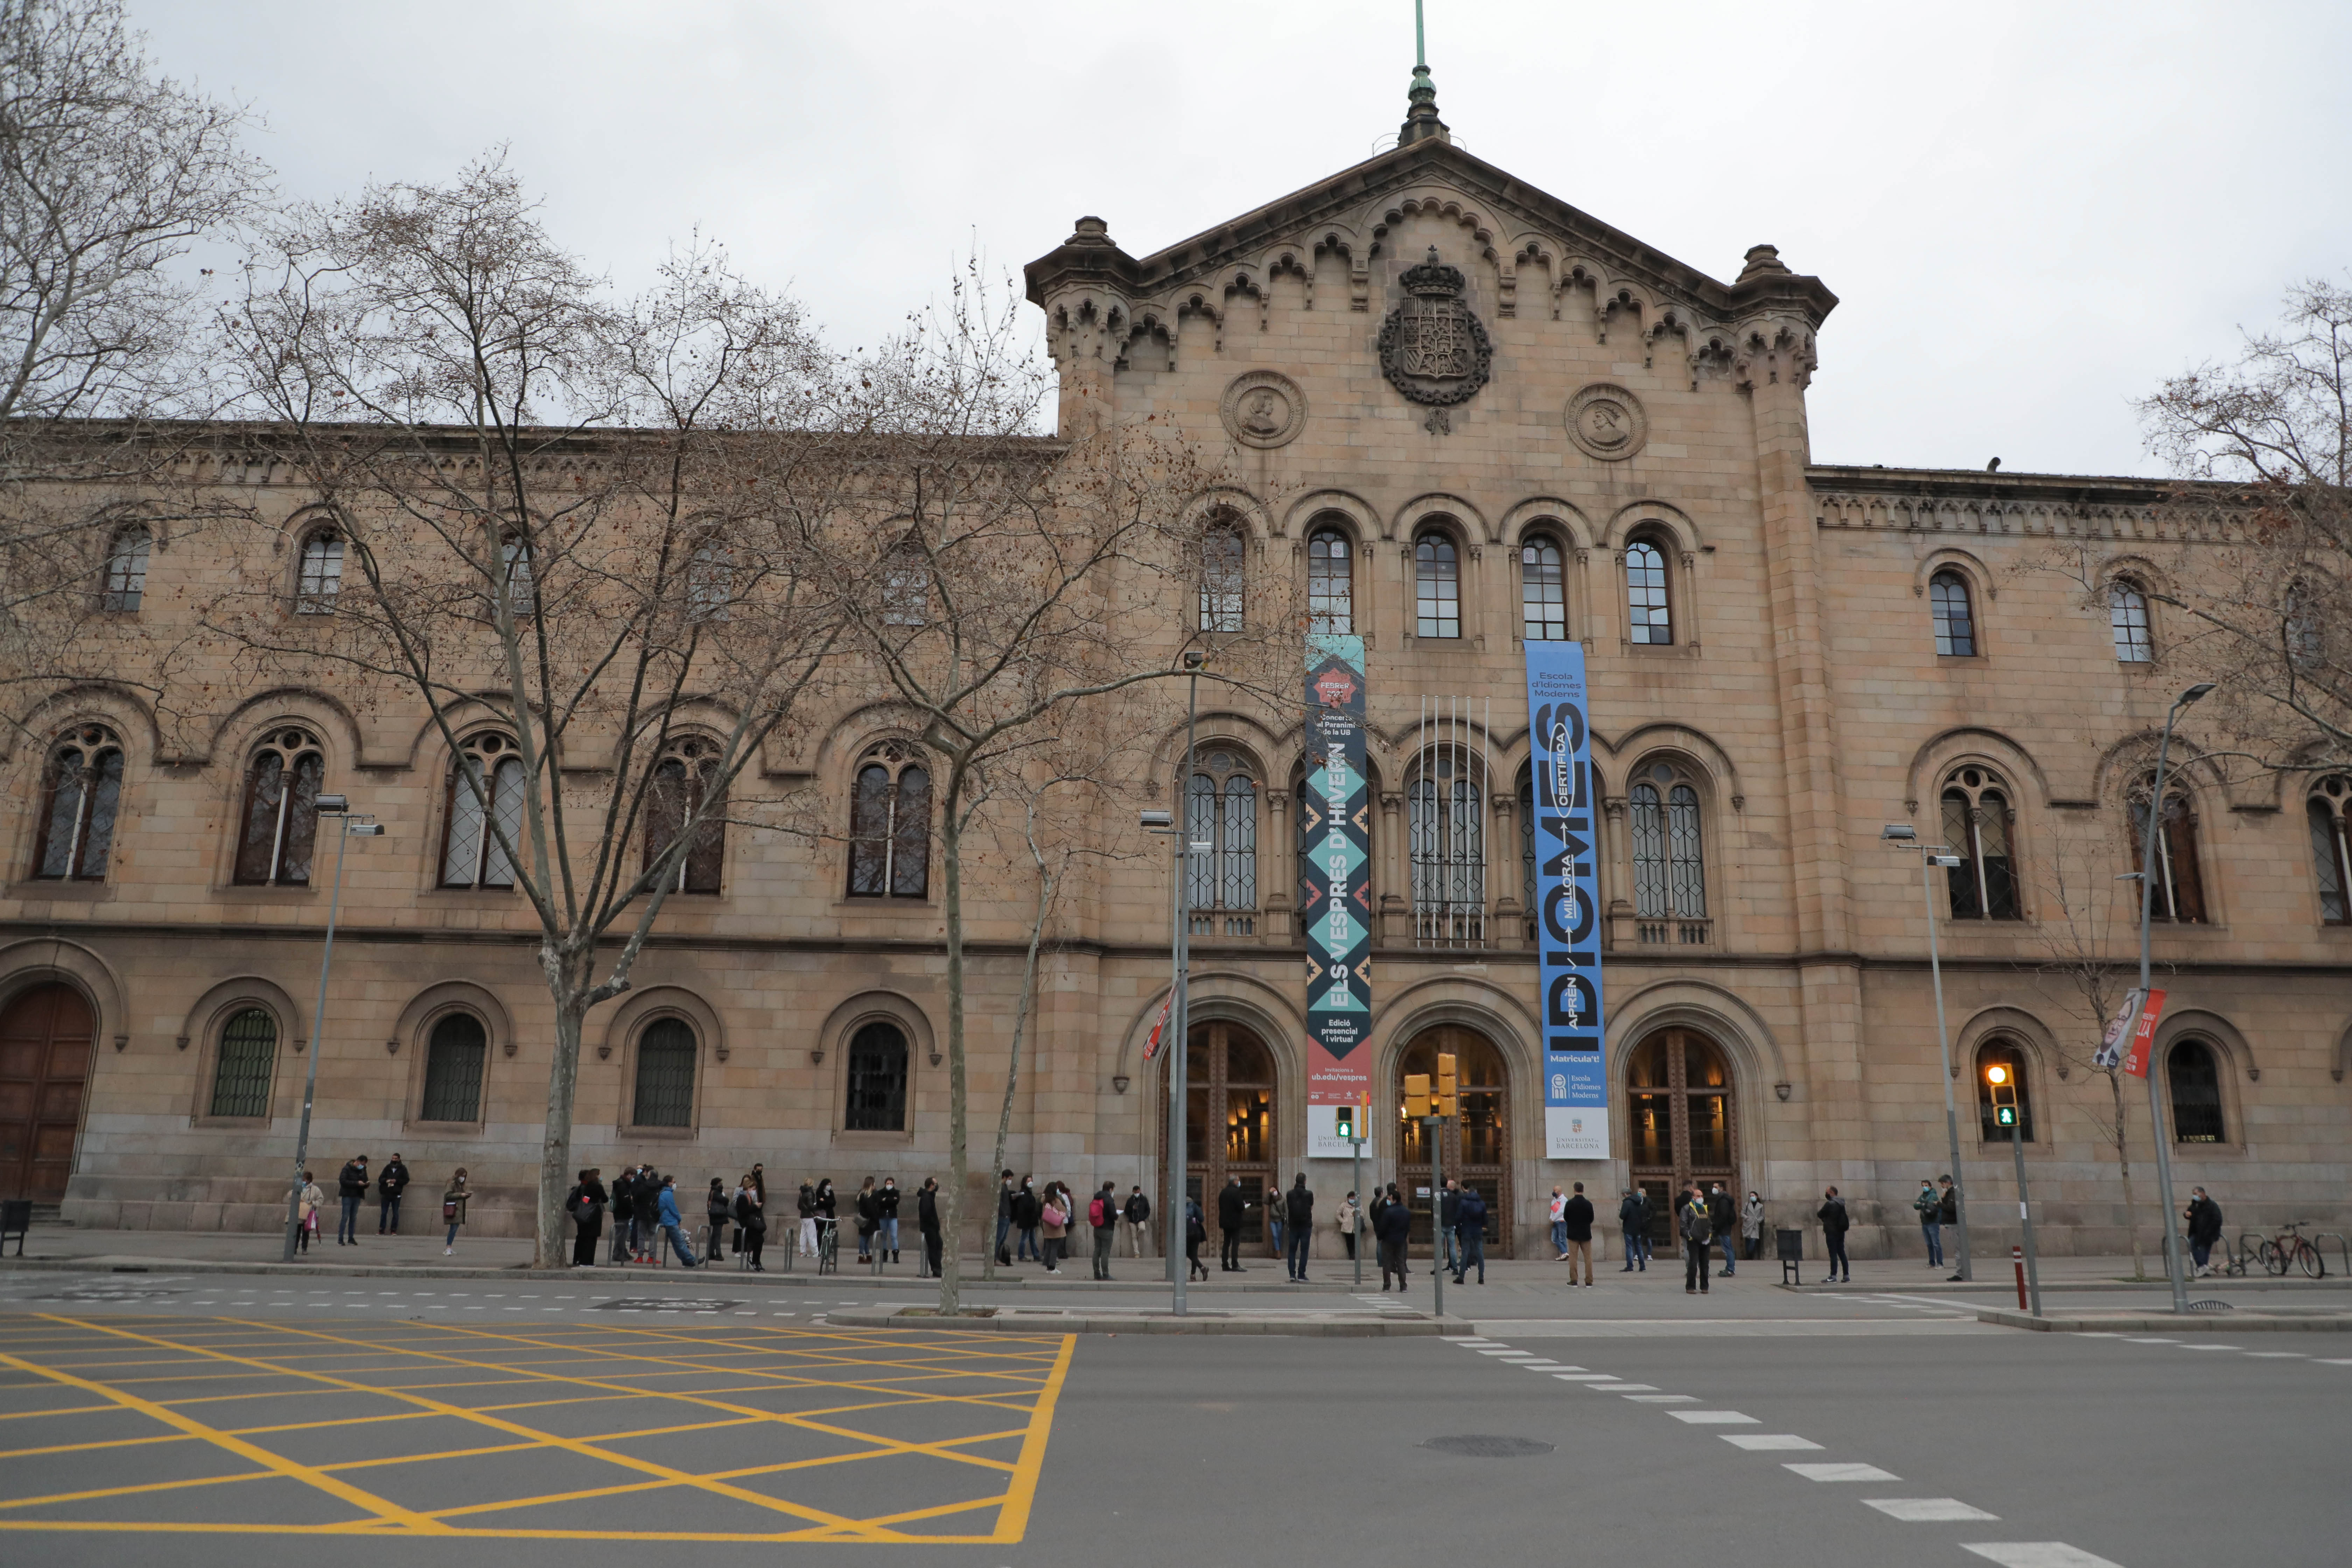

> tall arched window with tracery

[
  {"left": 1940, "top": 768, "right": 2019, "bottom": 919},
  {"left": 644, "top": 736, "right": 725, "bottom": 894},
  {"left": 102, "top": 525, "right": 150, "bottom": 613},
  {"left": 500, "top": 531, "right": 536, "bottom": 617},
  {"left": 2128, "top": 777, "right": 2205, "bottom": 923},
  {"left": 1413, "top": 530, "right": 1459, "bottom": 638},
  {"left": 1930, "top": 569, "right": 1976, "bottom": 656},
  {"left": 296, "top": 529, "right": 343, "bottom": 615},
  {"left": 882, "top": 541, "right": 930, "bottom": 628},
  {"left": 1307, "top": 526, "right": 1353, "bottom": 634},
  {"left": 2109, "top": 580, "right": 2152, "bottom": 662},
  {"left": 847, "top": 744, "right": 930, "bottom": 898},
  {"left": 2309, "top": 775, "right": 2351, "bottom": 925},
  {"left": 1521, "top": 534, "right": 1568, "bottom": 642},
  {"left": 1409, "top": 752, "right": 1482, "bottom": 945},
  {"left": 234, "top": 728, "right": 326, "bottom": 886},
  {"left": 34, "top": 726, "right": 125, "bottom": 882},
  {"left": 1626, "top": 538, "right": 1672, "bottom": 644},
  {"left": 441, "top": 734, "right": 526, "bottom": 889},
  {"left": 687, "top": 537, "right": 732, "bottom": 623},
  {"left": 1199, "top": 518, "right": 1245, "bottom": 632},
  {"left": 1627, "top": 760, "right": 1706, "bottom": 942},
  {"left": 1186, "top": 750, "right": 1257, "bottom": 936}
]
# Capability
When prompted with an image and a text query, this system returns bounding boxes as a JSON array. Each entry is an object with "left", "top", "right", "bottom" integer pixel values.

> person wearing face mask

[
  {"left": 1741, "top": 1190, "right": 1767, "bottom": 1261},
  {"left": 877, "top": 1177, "right": 902, "bottom": 1264},
  {"left": 1913, "top": 1178, "right": 1945, "bottom": 1270}
]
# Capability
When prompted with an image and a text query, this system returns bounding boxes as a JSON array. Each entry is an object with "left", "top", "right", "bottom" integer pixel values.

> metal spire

[{"left": 1401, "top": 0, "right": 1450, "bottom": 146}]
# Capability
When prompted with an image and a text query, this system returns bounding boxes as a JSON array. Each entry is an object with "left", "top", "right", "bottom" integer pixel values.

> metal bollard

[{"left": 2012, "top": 1244, "right": 2026, "bottom": 1310}]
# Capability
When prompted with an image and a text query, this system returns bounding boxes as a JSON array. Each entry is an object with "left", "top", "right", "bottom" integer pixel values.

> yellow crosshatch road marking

[{"left": 0, "top": 1313, "right": 1075, "bottom": 1544}]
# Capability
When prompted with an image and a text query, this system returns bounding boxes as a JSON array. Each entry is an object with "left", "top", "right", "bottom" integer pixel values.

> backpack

[
  {"left": 1088, "top": 1196, "right": 1107, "bottom": 1227},
  {"left": 1680, "top": 1200, "right": 1711, "bottom": 1244}
]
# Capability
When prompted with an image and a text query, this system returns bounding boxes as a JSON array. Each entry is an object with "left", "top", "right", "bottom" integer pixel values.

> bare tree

[
  {"left": 0, "top": 0, "right": 268, "bottom": 735},
  {"left": 210, "top": 158, "right": 850, "bottom": 1265}
]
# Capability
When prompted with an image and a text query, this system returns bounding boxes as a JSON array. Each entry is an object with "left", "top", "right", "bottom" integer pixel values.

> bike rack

[
  {"left": 2313, "top": 1231, "right": 2349, "bottom": 1279},
  {"left": 2230, "top": 1231, "right": 2263, "bottom": 1276}
]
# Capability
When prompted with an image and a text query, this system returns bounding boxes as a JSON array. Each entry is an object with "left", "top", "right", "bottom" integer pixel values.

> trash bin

[{"left": 1775, "top": 1226, "right": 1803, "bottom": 1285}]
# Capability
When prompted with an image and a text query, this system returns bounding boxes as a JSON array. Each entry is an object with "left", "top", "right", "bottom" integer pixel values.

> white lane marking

[
  {"left": 2174, "top": 1344, "right": 2239, "bottom": 1351},
  {"left": 1624, "top": 1394, "right": 1698, "bottom": 1403},
  {"left": 1786, "top": 1462, "right": 1901, "bottom": 1482},
  {"left": 2121, "top": 1337, "right": 2174, "bottom": 1344},
  {"left": 2242, "top": 1352, "right": 2304, "bottom": 1359},
  {"left": 1866, "top": 1499, "right": 2000, "bottom": 1522},
  {"left": 1723, "top": 1435, "right": 1823, "bottom": 1451},
  {"left": 1590, "top": 1383, "right": 1659, "bottom": 1392},
  {"left": 1554, "top": 1373, "right": 1616, "bottom": 1381},
  {"left": 2312, "top": 1358, "right": 2352, "bottom": 1365},
  {"left": 1668, "top": 1410, "right": 1759, "bottom": 1425},
  {"left": 1961, "top": 1545, "right": 2126, "bottom": 1568}
]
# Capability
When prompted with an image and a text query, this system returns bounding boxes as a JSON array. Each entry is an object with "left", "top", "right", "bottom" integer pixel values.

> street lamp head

[
  {"left": 1139, "top": 808, "right": 1173, "bottom": 831},
  {"left": 1182, "top": 650, "right": 1206, "bottom": 670},
  {"left": 314, "top": 794, "right": 349, "bottom": 814},
  {"left": 1879, "top": 823, "right": 1917, "bottom": 842},
  {"left": 1927, "top": 853, "right": 1963, "bottom": 869},
  {"left": 2178, "top": 682, "right": 2217, "bottom": 705},
  {"left": 349, "top": 822, "right": 386, "bottom": 838}
]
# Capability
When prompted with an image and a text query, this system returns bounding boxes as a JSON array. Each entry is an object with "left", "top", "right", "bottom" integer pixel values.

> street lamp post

[
  {"left": 1880, "top": 823, "right": 1971, "bottom": 1282},
  {"left": 2134, "top": 682, "right": 2214, "bottom": 1316},
  {"left": 281, "top": 799, "right": 384, "bottom": 1262},
  {"left": 1141, "top": 653, "right": 1205, "bottom": 1316}
]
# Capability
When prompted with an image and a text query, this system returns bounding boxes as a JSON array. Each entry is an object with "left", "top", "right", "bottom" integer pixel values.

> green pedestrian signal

[
  {"left": 1995, "top": 1106, "right": 2017, "bottom": 1127},
  {"left": 1335, "top": 1104, "right": 1355, "bottom": 1140}
]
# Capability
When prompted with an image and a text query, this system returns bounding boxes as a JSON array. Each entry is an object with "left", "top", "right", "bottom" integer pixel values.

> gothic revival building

[{"left": 5, "top": 81, "right": 2347, "bottom": 1256}]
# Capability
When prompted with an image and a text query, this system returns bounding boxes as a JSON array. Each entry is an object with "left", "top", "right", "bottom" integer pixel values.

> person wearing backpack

[
  {"left": 1679, "top": 1182, "right": 1714, "bottom": 1295},
  {"left": 1089, "top": 1181, "right": 1119, "bottom": 1280},
  {"left": 566, "top": 1168, "right": 606, "bottom": 1267},
  {"left": 1818, "top": 1185, "right": 1851, "bottom": 1283},
  {"left": 1452, "top": 1185, "right": 1488, "bottom": 1285},
  {"left": 1913, "top": 1178, "right": 1944, "bottom": 1269}
]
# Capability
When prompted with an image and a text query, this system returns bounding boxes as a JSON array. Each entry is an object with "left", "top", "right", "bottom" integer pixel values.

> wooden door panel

[{"left": 0, "top": 983, "right": 95, "bottom": 1202}]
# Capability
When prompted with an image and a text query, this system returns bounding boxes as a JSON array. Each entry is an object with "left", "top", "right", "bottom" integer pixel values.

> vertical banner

[
  {"left": 2119, "top": 989, "right": 2168, "bottom": 1079},
  {"left": 1303, "top": 634, "right": 1373, "bottom": 1157},
  {"left": 1525, "top": 641, "right": 1608, "bottom": 1158}
]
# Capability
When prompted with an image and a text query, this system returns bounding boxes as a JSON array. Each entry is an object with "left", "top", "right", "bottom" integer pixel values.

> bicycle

[
  {"left": 816, "top": 1216, "right": 840, "bottom": 1276},
  {"left": 2257, "top": 1221, "right": 2326, "bottom": 1279}
]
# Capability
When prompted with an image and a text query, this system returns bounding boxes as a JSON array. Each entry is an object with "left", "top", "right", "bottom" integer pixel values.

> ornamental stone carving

[
  {"left": 1377, "top": 247, "right": 1492, "bottom": 407},
  {"left": 1565, "top": 382, "right": 1648, "bottom": 462},
  {"left": 1219, "top": 370, "right": 1306, "bottom": 449}
]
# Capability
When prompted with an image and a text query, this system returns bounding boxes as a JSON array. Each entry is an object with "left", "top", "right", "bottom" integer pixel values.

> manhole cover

[
  {"left": 2186, "top": 1300, "right": 2234, "bottom": 1312},
  {"left": 594, "top": 1298, "right": 740, "bottom": 1313},
  {"left": 1420, "top": 1435, "right": 1555, "bottom": 1459}
]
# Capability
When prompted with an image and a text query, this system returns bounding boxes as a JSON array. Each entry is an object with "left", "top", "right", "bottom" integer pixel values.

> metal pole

[
  {"left": 1351, "top": 1130, "right": 1364, "bottom": 1288},
  {"left": 1428, "top": 1114, "right": 1444, "bottom": 1320},
  {"left": 1167, "top": 670, "right": 1199, "bottom": 1316},
  {"left": 283, "top": 815, "right": 352, "bottom": 1262},
  {"left": 2011, "top": 1111, "right": 2042, "bottom": 1316},
  {"left": 1921, "top": 851, "right": 1971, "bottom": 1281},
  {"left": 2137, "top": 700, "right": 2191, "bottom": 1315}
]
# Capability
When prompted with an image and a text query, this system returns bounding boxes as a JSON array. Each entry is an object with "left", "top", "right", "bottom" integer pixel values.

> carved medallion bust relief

[
  {"left": 1565, "top": 383, "right": 1648, "bottom": 461},
  {"left": 1220, "top": 370, "right": 1307, "bottom": 449},
  {"left": 1377, "top": 247, "right": 1492, "bottom": 408}
]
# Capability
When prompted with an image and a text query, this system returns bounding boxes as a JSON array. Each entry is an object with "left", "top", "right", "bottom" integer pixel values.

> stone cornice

[{"left": 1808, "top": 464, "right": 2250, "bottom": 543}]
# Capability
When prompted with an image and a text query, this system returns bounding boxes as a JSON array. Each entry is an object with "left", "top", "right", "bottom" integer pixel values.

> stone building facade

[{"left": 5, "top": 93, "right": 2347, "bottom": 1259}]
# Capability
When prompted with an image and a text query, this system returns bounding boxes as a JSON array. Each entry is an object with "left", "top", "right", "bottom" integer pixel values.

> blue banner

[
  {"left": 1302, "top": 634, "right": 1372, "bottom": 1156},
  {"left": 1524, "top": 640, "right": 1608, "bottom": 1158}
]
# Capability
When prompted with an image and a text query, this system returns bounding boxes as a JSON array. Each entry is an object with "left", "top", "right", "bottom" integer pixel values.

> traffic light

[
  {"left": 1334, "top": 1102, "right": 1355, "bottom": 1141},
  {"left": 1404, "top": 1073, "right": 1431, "bottom": 1119},
  {"left": 1434, "top": 1052, "right": 1458, "bottom": 1119},
  {"left": 1986, "top": 1062, "right": 2018, "bottom": 1130}
]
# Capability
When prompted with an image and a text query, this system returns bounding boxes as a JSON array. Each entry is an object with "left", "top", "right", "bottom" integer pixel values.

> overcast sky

[{"left": 141, "top": 0, "right": 2351, "bottom": 477}]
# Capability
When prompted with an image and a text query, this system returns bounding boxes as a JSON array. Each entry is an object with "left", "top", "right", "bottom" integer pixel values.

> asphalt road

[{"left": 0, "top": 1270, "right": 2340, "bottom": 1568}]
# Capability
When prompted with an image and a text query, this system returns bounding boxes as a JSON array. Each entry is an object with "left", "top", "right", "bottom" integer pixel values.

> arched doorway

[
  {"left": 1163, "top": 1020, "right": 1279, "bottom": 1258},
  {"left": 1394, "top": 1026, "right": 1512, "bottom": 1257},
  {"left": 0, "top": 983, "right": 94, "bottom": 1203},
  {"left": 1625, "top": 1027, "right": 1738, "bottom": 1248}
]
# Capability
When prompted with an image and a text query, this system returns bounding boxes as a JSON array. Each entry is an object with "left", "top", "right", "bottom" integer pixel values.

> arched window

[
  {"left": 500, "top": 531, "right": 536, "bottom": 616},
  {"left": 233, "top": 728, "right": 326, "bottom": 887},
  {"left": 1940, "top": 767, "right": 2020, "bottom": 919},
  {"left": 1408, "top": 754, "right": 1482, "bottom": 944},
  {"left": 2109, "top": 581, "right": 2152, "bottom": 662},
  {"left": 2310, "top": 775, "right": 2351, "bottom": 925},
  {"left": 441, "top": 734, "right": 527, "bottom": 889},
  {"left": 419, "top": 1013, "right": 487, "bottom": 1122},
  {"left": 1628, "top": 761, "right": 1706, "bottom": 937},
  {"left": 33, "top": 725, "right": 124, "bottom": 882},
  {"left": 844, "top": 1020, "right": 910, "bottom": 1131},
  {"left": 2284, "top": 580, "right": 2323, "bottom": 668},
  {"left": 882, "top": 541, "right": 930, "bottom": 628},
  {"left": 2166, "top": 1040, "right": 2225, "bottom": 1144},
  {"left": 1626, "top": 538, "right": 1672, "bottom": 644},
  {"left": 1307, "top": 526, "right": 1353, "bottom": 635},
  {"left": 1930, "top": 570, "right": 1976, "bottom": 656},
  {"left": 1413, "top": 530, "right": 1460, "bottom": 638},
  {"left": 847, "top": 745, "right": 930, "bottom": 898},
  {"left": 295, "top": 530, "right": 344, "bottom": 615},
  {"left": 643, "top": 736, "right": 724, "bottom": 894},
  {"left": 2128, "top": 779, "right": 2205, "bottom": 923},
  {"left": 208, "top": 1007, "right": 277, "bottom": 1119},
  {"left": 1185, "top": 751, "right": 1257, "bottom": 933},
  {"left": 1521, "top": 535, "right": 1568, "bottom": 642},
  {"left": 687, "top": 537, "right": 732, "bottom": 622},
  {"left": 631, "top": 1016, "right": 696, "bottom": 1127},
  {"left": 1975, "top": 1040, "right": 2034, "bottom": 1142},
  {"left": 102, "top": 525, "right": 150, "bottom": 613},
  {"left": 1199, "top": 519, "right": 1245, "bottom": 632}
]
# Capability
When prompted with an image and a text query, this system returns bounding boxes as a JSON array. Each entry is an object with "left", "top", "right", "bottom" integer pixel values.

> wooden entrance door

[
  {"left": 0, "top": 983, "right": 94, "bottom": 1203},
  {"left": 1626, "top": 1027, "right": 1737, "bottom": 1248},
  {"left": 1165, "top": 1021, "right": 1279, "bottom": 1258},
  {"left": 1395, "top": 1025, "right": 1512, "bottom": 1257}
]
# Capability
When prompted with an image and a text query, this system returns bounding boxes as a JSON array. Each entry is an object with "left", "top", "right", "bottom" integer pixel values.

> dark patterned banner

[{"left": 1302, "top": 634, "right": 1371, "bottom": 1156}]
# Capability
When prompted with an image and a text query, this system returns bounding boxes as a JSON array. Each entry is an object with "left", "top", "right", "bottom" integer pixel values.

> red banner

[{"left": 2120, "top": 989, "right": 2168, "bottom": 1078}]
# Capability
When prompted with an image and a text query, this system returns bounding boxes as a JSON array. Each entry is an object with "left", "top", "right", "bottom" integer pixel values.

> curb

[
  {"left": 1973, "top": 1308, "right": 2352, "bottom": 1332},
  {"left": 826, "top": 1307, "right": 1458, "bottom": 1336}
]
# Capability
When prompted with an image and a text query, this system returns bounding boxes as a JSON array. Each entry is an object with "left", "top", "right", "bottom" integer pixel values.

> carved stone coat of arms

[{"left": 1378, "top": 247, "right": 1493, "bottom": 407}]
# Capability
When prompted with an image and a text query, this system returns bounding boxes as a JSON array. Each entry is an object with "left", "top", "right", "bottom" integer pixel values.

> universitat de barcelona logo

[{"left": 1378, "top": 246, "right": 1493, "bottom": 407}]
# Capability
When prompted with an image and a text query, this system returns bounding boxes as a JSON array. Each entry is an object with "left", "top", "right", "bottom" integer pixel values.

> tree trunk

[
  {"left": 939, "top": 796, "right": 968, "bottom": 1314},
  {"left": 536, "top": 948, "right": 587, "bottom": 1272},
  {"left": 983, "top": 860, "right": 1052, "bottom": 1283},
  {"left": 2110, "top": 1069, "right": 2145, "bottom": 1281}
]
